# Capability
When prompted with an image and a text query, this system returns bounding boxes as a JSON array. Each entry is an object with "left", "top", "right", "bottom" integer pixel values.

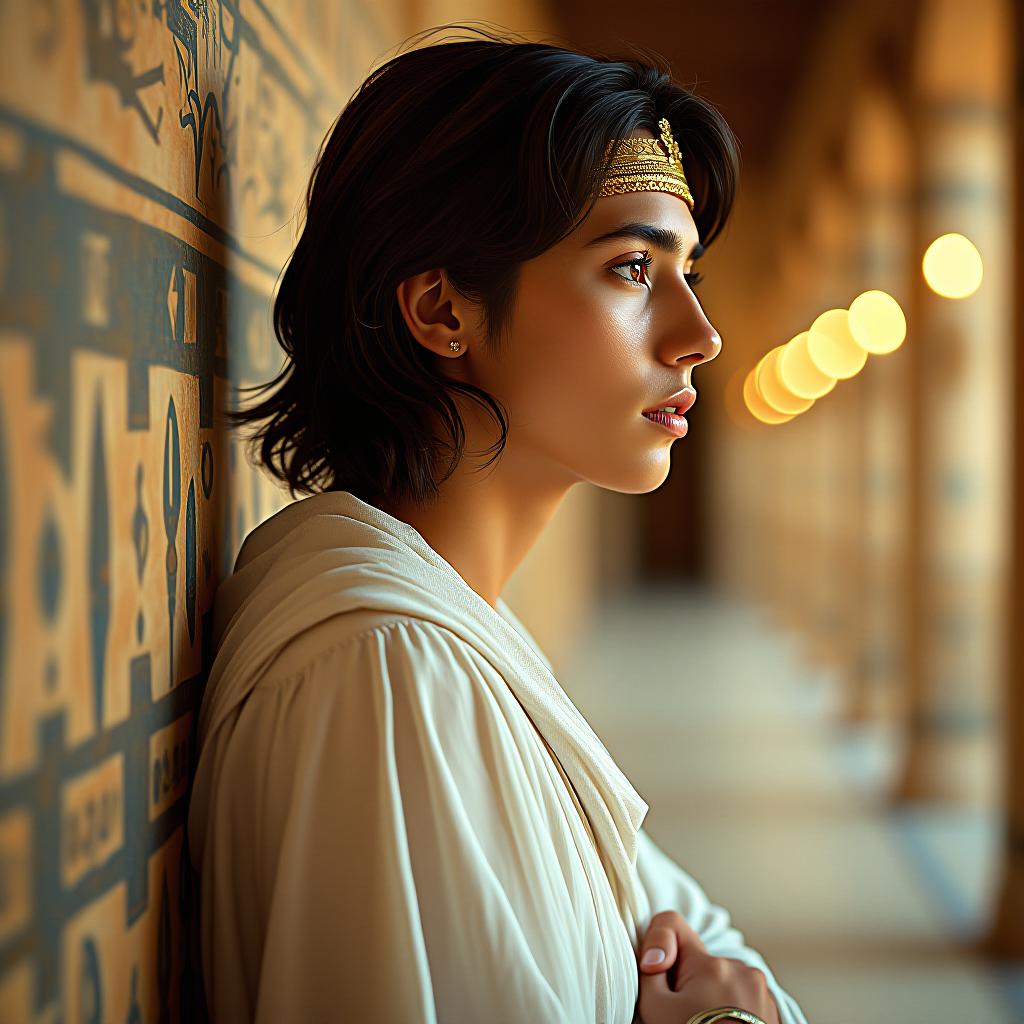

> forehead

[{"left": 575, "top": 190, "right": 699, "bottom": 248}]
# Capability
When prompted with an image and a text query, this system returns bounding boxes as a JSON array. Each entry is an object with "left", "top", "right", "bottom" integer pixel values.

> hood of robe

[{"left": 191, "top": 489, "right": 650, "bottom": 924}]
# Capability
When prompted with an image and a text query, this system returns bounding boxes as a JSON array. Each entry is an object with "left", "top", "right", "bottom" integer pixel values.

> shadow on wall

[{"left": 0, "top": 1, "right": 405, "bottom": 1019}]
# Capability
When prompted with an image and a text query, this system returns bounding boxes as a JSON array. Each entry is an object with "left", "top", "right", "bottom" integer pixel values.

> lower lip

[{"left": 641, "top": 410, "right": 688, "bottom": 437}]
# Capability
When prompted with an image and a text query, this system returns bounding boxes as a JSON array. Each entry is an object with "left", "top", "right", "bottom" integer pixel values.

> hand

[{"left": 635, "top": 910, "right": 781, "bottom": 1024}]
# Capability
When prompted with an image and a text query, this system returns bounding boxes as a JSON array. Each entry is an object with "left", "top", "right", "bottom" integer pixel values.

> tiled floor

[{"left": 560, "top": 582, "right": 1024, "bottom": 1024}]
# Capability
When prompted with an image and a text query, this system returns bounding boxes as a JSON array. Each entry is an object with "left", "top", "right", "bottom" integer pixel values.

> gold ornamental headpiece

[{"left": 598, "top": 117, "right": 694, "bottom": 211}]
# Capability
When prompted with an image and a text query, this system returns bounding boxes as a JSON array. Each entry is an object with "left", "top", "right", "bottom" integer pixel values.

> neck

[{"left": 377, "top": 411, "right": 576, "bottom": 610}]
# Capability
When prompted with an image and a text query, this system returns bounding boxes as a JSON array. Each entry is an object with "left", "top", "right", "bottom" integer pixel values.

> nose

[
  {"left": 666, "top": 308, "right": 722, "bottom": 367},
  {"left": 692, "top": 326, "right": 722, "bottom": 364}
]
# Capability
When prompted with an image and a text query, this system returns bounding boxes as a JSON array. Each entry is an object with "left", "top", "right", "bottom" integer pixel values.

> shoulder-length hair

[{"left": 228, "top": 23, "right": 740, "bottom": 508}]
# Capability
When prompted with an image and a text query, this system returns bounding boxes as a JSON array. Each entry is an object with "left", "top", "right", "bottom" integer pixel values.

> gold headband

[{"left": 598, "top": 117, "right": 694, "bottom": 211}]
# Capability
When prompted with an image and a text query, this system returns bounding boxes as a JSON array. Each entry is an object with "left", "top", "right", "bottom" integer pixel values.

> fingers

[
  {"left": 639, "top": 909, "right": 707, "bottom": 975},
  {"left": 638, "top": 945, "right": 780, "bottom": 1024},
  {"left": 648, "top": 910, "right": 706, "bottom": 955},
  {"left": 658, "top": 909, "right": 705, "bottom": 953},
  {"left": 638, "top": 920, "right": 678, "bottom": 973}
]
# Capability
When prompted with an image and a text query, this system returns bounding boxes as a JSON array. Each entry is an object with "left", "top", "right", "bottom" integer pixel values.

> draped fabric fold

[{"left": 191, "top": 490, "right": 650, "bottom": 928}]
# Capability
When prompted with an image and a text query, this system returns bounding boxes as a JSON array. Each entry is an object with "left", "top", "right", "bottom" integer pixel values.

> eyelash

[{"left": 609, "top": 249, "right": 704, "bottom": 289}]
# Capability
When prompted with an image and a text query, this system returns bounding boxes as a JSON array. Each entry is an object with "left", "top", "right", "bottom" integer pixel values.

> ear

[{"left": 395, "top": 269, "right": 477, "bottom": 358}]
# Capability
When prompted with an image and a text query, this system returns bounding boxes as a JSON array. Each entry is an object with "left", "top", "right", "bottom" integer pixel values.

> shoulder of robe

[
  {"left": 249, "top": 616, "right": 500, "bottom": 759},
  {"left": 260, "top": 611, "right": 486, "bottom": 696}
]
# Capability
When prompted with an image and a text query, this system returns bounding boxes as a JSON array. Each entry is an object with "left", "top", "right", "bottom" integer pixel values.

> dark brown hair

[{"left": 227, "top": 23, "right": 740, "bottom": 508}]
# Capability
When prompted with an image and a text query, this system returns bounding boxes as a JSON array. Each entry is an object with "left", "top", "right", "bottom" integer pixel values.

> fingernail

[{"left": 641, "top": 948, "right": 666, "bottom": 966}]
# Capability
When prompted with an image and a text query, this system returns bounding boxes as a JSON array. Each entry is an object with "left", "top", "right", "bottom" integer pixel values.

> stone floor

[{"left": 559, "top": 582, "right": 1024, "bottom": 1024}]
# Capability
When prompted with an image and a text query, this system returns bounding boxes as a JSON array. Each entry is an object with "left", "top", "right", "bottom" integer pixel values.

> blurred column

[
  {"left": 800, "top": 386, "right": 847, "bottom": 675},
  {"left": 986, "top": 0, "right": 1024, "bottom": 957},
  {"left": 706, "top": 396, "right": 754, "bottom": 599},
  {"left": 773, "top": 412, "right": 809, "bottom": 634},
  {"left": 799, "top": 175, "right": 865, "bottom": 695},
  {"left": 711, "top": 371, "right": 775, "bottom": 605},
  {"left": 773, "top": 234, "right": 831, "bottom": 652},
  {"left": 843, "top": 82, "right": 913, "bottom": 725},
  {"left": 758, "top": 264, "right": 808, "bottom": 633},
  {"left": 766, "top": 227, "right": 821, "bottom": 639},
  {"left": 895, "top": 0, "right": 1012, "bottom": 804},
  {"left": 707, "top": 180, "right": 781, "bottom": 606}
]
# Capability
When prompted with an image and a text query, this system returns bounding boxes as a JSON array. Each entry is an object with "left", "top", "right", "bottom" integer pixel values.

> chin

[{"left": 585, "top": 451, "right": 673, "bottom": 495}]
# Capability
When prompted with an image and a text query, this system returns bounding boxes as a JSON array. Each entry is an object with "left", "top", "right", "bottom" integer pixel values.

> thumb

[
  {"left": 639, "top": 910, "right": 708, "bottom": 975},
  {"left": 638, "top": 921, "right": 678, "bottom": 974}
]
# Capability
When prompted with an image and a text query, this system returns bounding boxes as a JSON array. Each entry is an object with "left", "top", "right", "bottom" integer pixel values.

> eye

[
  {"left": 685, "top": 271, "right": 704, "bottom": 288},
  {"left": 608, "top": 250, "right": 654, "bottom": 288}
]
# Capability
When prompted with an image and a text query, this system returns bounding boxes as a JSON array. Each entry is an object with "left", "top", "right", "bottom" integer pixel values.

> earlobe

[{"left": 396, "top": 269, "right": 469, "bottom": 358}]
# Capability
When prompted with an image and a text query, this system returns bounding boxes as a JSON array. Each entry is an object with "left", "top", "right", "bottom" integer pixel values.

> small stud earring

[{"left": 449, "top": 338, "right": 461, "bottom": 352}]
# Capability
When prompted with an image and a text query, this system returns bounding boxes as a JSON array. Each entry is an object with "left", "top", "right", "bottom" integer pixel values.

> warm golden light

[
  {"left": 778, "top": 331, "right": 837, "bottom": 399},
  {"left": 724, "top": 366, "right": 757, "bottom": 430},
  {"left": 807, "top": 309, "right": 868, "bottom": 379},
  {"left": 743, "top": 368, "right": 795, "bottom": 425},
  {"left": 848, "top": 290, "right": 907, "bottom": 354},
  {"left": 922, "top": 232, "right": 983, "bottom": 298},
  {"left": 756, "top": 347, "right": 815, "bottom": 415}
]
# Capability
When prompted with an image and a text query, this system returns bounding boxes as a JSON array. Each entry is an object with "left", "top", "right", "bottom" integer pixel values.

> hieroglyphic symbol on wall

[
  {"left": 213, "top": 285, "right": 227, "bottom": 358},
  {"left": 163, "top": 397, "right": 180, "bottom": 691},
  {"left": 88, "top": 383, "right": 110, "bottom": 731},
  {"left": 129, "top": 963, "right": 143, "bottom": 1023},
  {"left": 167, "top": 263, "right": 197, "bottom": 345},
  {"left": 200, "top": 440, "right": 213, "bottom": 501},
  {"left": 81, "top": 0, "right": 242, "bottom": 201},
  {"left": 185, "top": 477, "right": 196, "bottom": 646},
  {"left": 79, "top": 933, "right": 103, "bottom": 1022},
  {"left": 81, "top": 231, "right": 111, "bottom": 329},
  {"left": 81, "top": 0, "right": 166, "bottom": 143},
  {"left": 169, "top": 0, "right": 240, "bottom": 198},
  {"left": 133, "top": 463, "right": 149, "bottom": 644},
  {"left": 40, "top": 511, "right": 61, "bottom": 692},
  {"left": 201, "top": 440, "right": 213, "bottom": 583}
]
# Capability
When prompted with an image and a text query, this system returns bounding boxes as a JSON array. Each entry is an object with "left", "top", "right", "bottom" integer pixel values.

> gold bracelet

[{"left": 685, "top": 1008, "right": 769, "bottom": 1024}]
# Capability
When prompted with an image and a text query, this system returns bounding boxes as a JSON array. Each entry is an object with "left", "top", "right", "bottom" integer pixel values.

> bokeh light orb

[
  {"left": 743, "top": 368, "right": 794, "bottom": 425},
  {"left": 807, "top": 308, "right": 868, "bottom": 379},
  {"left": 922, "top": 232, "right": 983, "bottom": 298},
  {"left": 778, "top": 331, "right": 837, "bottom": 400},
  {"left": 848, "top": 290, "right": 907, "bottom": 354},
  {"left": 756, "top": 348, "right": 815, "bottom": 415}
]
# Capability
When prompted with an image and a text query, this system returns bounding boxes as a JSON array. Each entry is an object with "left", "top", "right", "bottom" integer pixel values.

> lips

[{"left": 643, "top": 388, "right": 697, "bottom": 415}]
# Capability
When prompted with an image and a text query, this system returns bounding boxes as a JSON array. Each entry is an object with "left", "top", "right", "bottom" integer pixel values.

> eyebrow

[{"left": 583, "top": 222, "right": 705, "bottom": 262}]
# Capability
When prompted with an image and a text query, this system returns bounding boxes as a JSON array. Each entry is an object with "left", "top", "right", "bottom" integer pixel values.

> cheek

[
  {"left": 519, "top": 266, "right": 639, "bottom": 367},
  {"left": 530, "top": 264, "right": 598, "bottom": 325},
  {"left": 510, "top": 284, "right": 648, "bottom": 425}
]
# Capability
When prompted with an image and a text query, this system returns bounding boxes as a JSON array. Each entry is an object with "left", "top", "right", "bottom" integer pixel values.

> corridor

[{"left": 561, "top": 584, "right": 1024, "bottom": 1024}]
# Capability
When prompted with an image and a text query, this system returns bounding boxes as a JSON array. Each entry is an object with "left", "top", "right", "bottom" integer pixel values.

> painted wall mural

[{"left": 0, "top": 1, "right": 400, "bottom": 1019}]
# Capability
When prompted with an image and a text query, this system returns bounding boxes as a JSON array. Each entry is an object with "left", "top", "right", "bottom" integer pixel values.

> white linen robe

[{"left": 187, "top": 490, "right": 809, "bottom": 1024}]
